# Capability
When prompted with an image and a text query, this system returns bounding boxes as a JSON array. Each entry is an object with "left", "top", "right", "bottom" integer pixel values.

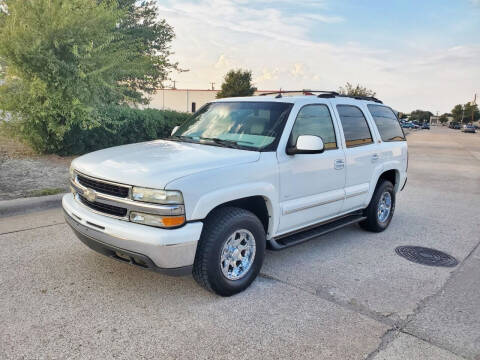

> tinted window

[
  {"left": 368, "top": 105, "right": 405, "bottom": 141},
  {"left": 336, "top": 105, "right": 373, "bottom": 147},
  {"left": 289, "top": 104, "right": 337, "bottom": 150}
]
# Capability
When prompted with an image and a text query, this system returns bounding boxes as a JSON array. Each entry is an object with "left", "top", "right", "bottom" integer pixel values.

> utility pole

[
  {"left": 472, "top": 94, "right": 477, "bottom": 124},
  {"left": 210, "top": 82, "right": 215, "bottom": 90}
]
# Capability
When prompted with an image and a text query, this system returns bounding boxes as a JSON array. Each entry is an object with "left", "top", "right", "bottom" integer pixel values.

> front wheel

[
  {"left": 193, "top": 207, "right": 266, "bottom": 296},
  {"left": 360, "top": 180, "right": 395, "bottom": 232}
]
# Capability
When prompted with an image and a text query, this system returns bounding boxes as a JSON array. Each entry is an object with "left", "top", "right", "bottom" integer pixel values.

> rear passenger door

[{"left": 334, "top": 104, "right": 379, "bottom": 212}]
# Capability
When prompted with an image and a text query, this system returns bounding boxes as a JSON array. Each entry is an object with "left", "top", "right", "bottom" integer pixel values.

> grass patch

[{"left": 28, "top": 188, "right": 66, "bottom": 197}]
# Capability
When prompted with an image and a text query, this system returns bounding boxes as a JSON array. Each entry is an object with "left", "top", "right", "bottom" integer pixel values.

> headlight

[
  {"left": 132, "top": 187, "right": 183, "bottom": 204},
  {"left": 130, "top": 212, "right": 185, "bottom": 228}
]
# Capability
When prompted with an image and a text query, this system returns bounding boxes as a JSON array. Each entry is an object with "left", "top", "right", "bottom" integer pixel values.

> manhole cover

[{"left": 395, "top": 246, "right": 458, "bottom": 267}]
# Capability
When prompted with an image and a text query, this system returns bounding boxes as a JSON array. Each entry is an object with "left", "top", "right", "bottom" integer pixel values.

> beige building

[
  {"left": 145, "top": 89, "right": 276, "bottom": 113},
  {"left": 430, "top": 115, "right": 454, "bottom": 125}
]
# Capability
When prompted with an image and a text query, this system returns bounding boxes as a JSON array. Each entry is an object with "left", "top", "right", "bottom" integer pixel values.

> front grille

[
  {"left": 79, "top": 195, "right": 127, "bottom": 218},
  {"left": 77, "top": 174, "right": 129, "bottom": 198}
]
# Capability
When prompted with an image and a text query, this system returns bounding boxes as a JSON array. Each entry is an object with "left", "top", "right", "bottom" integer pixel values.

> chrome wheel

[
  {"left": 377, "top": 191, "right": 392, "bottom": 223},
  {"left": 220, "top": 229, "right": 256, "bottom": 281}
]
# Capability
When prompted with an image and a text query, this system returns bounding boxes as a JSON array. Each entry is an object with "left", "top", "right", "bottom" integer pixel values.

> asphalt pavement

[{"left": 1, "top": 127, "right": 479, "bottom": 359}]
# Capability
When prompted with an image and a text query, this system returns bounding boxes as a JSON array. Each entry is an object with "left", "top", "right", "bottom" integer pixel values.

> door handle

[
  {"left": 372, "top": 154, "right": 380, "bottom": 162},
  {"left": 334, "top": 159, "right": 344, "bottom": 170}
]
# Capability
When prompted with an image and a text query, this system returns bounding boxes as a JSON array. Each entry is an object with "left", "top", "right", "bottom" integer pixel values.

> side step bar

[{"left": 269, "top": 213, "right": 366, "bottom": 250}]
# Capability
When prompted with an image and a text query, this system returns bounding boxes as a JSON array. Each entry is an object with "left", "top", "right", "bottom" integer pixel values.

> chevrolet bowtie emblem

[{"left": 83, "top": 188, "right": 96, "bottom": 202}]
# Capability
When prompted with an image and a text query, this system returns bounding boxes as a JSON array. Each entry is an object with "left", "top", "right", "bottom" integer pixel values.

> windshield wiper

[
  {"left": 199, "top": 137, "right": 246, "bottom": 149},
  {"left": 169, "top": 135, "right": 200, "bottom": 144}
]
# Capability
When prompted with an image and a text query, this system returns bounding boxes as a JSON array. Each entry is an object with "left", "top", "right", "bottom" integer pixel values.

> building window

[{"left": 191, "top": 102, "right": 196, "bottom": 113}]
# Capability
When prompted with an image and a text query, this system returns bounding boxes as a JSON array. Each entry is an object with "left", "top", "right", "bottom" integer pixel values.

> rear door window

[
  {"left": 367, "top": 105, "right": 405, "bottom": 141},
  {"left": 336, "top": 105, "right": 373, "bottom": 147}
]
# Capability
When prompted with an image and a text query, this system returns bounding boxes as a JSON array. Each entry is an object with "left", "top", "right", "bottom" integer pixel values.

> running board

[{"left": 269, "top": 213, "right": 366, "bottom": 250}]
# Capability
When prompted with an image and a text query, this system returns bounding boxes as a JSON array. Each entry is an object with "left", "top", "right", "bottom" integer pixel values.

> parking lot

[{"left": 1, "top": 127, "right": 479, "bottom": 359}]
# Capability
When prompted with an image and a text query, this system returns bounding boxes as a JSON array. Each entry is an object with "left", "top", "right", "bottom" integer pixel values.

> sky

[{"left": 156, "top": 0, "right": 480, "bottom": 114}]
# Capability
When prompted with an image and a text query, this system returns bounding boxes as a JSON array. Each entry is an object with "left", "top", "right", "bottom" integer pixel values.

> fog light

[{"left": 129, "top": 212, "right": 185, "bottom": 228}]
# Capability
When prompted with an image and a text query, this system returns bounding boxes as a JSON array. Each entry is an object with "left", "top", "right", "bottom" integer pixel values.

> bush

[
  {"left": 0, "top": 0, "right": 179, "bottom": 156},
  {"left": 58, "top": 106, "right": 190, "bottom": 155}
]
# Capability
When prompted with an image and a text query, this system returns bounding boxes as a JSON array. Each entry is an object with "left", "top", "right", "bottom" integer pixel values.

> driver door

[{"left": 277, "top": 103, "right": 346, "bottom": 235}]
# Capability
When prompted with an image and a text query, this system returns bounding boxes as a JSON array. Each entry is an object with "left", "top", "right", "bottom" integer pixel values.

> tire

[
  {"left": 192, "top": 206, "right": 266, "bottom": 296},
  {"left": 360, "top": 180, "right": 395, "bottom": 232}
]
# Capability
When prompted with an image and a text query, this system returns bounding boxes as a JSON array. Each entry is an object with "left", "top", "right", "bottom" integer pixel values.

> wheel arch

[
  {"left": 189, "top": 183, "right": 278, "bottom": 238},
  {"left": 366, "top": 167, "right": 401, "bottom": 206},
  {"left": 206, "top": 196, "right": 271, "bottom": 235},
  {"left": 377, "top": 168, "right": 399, "bottom": 191}
]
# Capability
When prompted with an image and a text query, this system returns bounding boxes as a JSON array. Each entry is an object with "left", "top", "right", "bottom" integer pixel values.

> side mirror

[
  {"left": 287, "top": 135, "right": 325, "bottom": 155},
  {"left": 171, "top": 126, "right": 179, "bottom": 136}
]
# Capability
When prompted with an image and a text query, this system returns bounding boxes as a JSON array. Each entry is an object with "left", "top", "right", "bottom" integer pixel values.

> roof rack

[
  {"left": 340, "top": 95, "right": 383, "bottom": 104},
  {"left": 258, "top": 90, "right": 383, "bottom": 103},
  {"left": 259, "top": 90, "right": 339, "bottom": 98}
]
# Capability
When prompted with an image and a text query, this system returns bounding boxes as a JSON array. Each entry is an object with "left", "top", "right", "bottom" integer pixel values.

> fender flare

[
  {"left": 190, "top": 182, "right": 279, "bottom": 237},
  {"left": 368, "top": 164, "right": 400, "bottom": 202}
]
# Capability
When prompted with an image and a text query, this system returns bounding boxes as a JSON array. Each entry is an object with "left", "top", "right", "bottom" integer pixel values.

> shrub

[
  {"left": 0, "top": 0, "right": 178, "bottom": 155},
  {"left": 59, "top": 106, "right": 190, "bottom": 155}
]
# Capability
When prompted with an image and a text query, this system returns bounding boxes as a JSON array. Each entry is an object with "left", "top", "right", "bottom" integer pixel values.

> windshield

[{"left": 171, "top": 101, "right": 293, "bottom": 151}]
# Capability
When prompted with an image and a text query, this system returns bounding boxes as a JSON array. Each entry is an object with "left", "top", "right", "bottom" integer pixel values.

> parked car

[
  {"left": 63, "top": 91, "right": 408, "bottom": 296},
  {"left": 462, "top": 125, "right": 476, "bottom": 133},
  {"left": 421, "top": 123, "right": 430, "bottom": 130},
  {"left": 449, "top": 122, "right": 461, "bottom": 129}
]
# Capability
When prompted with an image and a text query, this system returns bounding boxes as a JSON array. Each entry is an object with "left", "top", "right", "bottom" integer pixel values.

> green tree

[
  {"left": 451, "top": 103, "right": 479, "bottom": 124},
  {"left": 451, "top": 104, "right": 464, "bottom": 123},
  {"left": 439, "top": 113, "right": 450, "bottom": 124},
  {"left": 338, "top": 82, "right": 376, "bottom": 97},
  {"left": 216, "top": 69, "right": 257, "bottom": 98},
  {"left": 0, "top": 0, "right": 177, "bottom": 153},
  {"left": 463, "top": 102, "right": 479, "bottom": 123},
  {"left": 409, "top": 110, "right": 433, "bottom": 123},
  {"left": 113, "top": 0, "right": 179, "bottom": 100}
]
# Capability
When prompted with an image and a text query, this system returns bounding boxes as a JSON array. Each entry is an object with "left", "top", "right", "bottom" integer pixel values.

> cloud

[
  {"left": 214, "top": 54, "right": 231, "bottom": 69},
  {"left": 158, "top": 0, "right": 480, "bottom": 113},
  {"left": 290, "top": 63, "right": 306, "bottom": 78}
]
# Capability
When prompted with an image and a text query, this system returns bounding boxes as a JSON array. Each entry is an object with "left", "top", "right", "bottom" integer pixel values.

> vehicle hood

[{"left": 72, "top": 140, "right": 260, "bottom": 189}]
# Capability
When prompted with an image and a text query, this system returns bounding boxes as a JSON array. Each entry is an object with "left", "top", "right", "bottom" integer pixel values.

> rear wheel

[
  {"left": 193, "top": 207, "right": 266, "bottom": 296},
  {"left": 360, "top": 180, "right": 395, "bottom": 232}
]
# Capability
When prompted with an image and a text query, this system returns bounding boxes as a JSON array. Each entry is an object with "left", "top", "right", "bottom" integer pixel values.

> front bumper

[{"left": 62, "top": 194, "right": 203, "bottom": 274}]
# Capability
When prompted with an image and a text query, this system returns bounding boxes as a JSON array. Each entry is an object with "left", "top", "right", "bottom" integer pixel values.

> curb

[{"left": 0, "top": 193, "right": 66, "bottom": 218}]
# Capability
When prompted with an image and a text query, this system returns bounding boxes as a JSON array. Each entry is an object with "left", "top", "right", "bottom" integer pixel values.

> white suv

[{"left": 63, "top": 91, "right": 408, "bottom": 296}]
